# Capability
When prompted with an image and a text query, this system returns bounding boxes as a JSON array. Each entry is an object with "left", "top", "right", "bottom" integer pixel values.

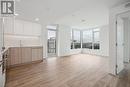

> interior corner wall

[
  {"left": 109, "top": 2, "right": 130, "bottom": 75},
  {"left": 82, "top": 25, "right": 109, "bottom": 57}
]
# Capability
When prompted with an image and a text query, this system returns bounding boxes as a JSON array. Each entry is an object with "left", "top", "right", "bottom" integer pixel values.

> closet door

[
  {"left": 116, "top": 17, "right": 124, "bottom": 74},
  {"left": 4, "top": 18, "right": 14, "bottom": 34}
]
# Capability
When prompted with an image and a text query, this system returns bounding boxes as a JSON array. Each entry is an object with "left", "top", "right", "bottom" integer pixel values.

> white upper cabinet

[
  {"left": 14, "top": 20, "right": 24, "bottom": 35},
  {"left": 32, "top": 23, "right": 41, "bottom": 36},
  {"left": 14, "top": 20, "right": 41, "bottom": 36},
  {"left": 23, "top": 21, "right": 33, "bottom": 36},
  {"left": 4, "top": 18, "right": 14, "bottom": 34},
  {"left": 4, "top": 19, "right": 41, "bottom": 36}
]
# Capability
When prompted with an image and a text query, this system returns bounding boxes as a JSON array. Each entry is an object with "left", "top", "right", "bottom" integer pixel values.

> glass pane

[
  {"left": 73, "top": 30, "right": 81, "bottom": 43},
  {"left": 73, "top": 30, "right": 81, "bottom": 49},
  {"left": 94, "top": 31, "right": 99, "bottom": 43},
  {"left": 82, "top": 43, "right": 93, "bottom": 49},
  {"left": 71, "top": 30, "right": 73, "bottom": 49},
  {"left": 94, "top": 43, "right": 100, "bottom": 49},
  {"left": 93, "top": 29, "right": 100, "bottom": 49},
  {"left": 82, "top": 30, "right": 93, "bottom": 49},
  {"left": 48, "top": 30, "right": 56, "bottom": 53},
  {"left": 48, "top": 30, "right": 56, "bottom": 39},
  {"left": 74, "top": 43, "right": 81, "bottom": 49}
]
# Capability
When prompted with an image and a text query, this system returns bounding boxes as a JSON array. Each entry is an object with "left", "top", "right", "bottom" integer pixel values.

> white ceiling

[{"left": 15, "top": 0, "right": 128, "bottom": 28}]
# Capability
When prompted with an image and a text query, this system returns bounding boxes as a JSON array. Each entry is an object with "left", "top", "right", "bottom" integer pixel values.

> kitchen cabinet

[
  {"left": 4, "top": 19, "right": 41, "bottom": 36},
  {"left": 32, "top": 23, "right": 41, "bottom": 36},
  {"left": 15, "top": 20, "right": 41, "bottom": 36},
  {"left": 21, "top": 48, "right": 32, "bottom": 63},
  {"left": 23, "top": 21, "right": 33, "bottom": 36},
  {"left": 8, "top": 47, "right": 43, "bottom": 67},
  {"left": 32, "top": 47, "right": 43, "bottom": 61},
  {"left": 9, "top": 48, "right": 21, "bottom": 65},
  {"left": 4, "top": 18, "right": 14, "bottom": 34},
  {"left": 14, "top": 20, "right": 24, "bottom": 35}
]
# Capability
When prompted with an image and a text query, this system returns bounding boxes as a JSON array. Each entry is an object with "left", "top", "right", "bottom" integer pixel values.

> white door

[{"left": 116, "top": 17, "right": 124, "bottom": 74}]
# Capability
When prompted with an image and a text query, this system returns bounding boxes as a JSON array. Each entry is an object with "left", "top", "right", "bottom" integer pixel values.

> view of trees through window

[{"left": 71, "top": 28, "right": 100, "bottom": 50}]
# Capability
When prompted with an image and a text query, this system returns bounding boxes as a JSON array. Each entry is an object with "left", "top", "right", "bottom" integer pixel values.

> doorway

[
  {"left": 47, "top": 28, "right": 57, "bottom": 57},
  {"left": 116, "top": 11, "right": 130, "bottom": 74}
]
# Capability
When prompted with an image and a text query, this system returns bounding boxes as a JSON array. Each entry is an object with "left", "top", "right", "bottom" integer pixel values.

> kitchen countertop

[
  {"left": 1, "top": 46, "right": 43, "bottom": 54},
  {"left": 1, "top": 48, "right": 9, "bottom": 54},
  {"left": 8, "top": 46, "right": 43, "bottom": 48}
]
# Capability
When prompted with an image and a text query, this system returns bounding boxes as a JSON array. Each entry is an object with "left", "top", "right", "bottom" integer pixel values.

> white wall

[
  {"left": 57, "top": 25, "right": 81, "bottom": 57},
  {"left": 82, "top": 25, "right": 109, "bottom": 57},
  {"left": 109, "top": 2, "right": 130, "bottom": 75}
]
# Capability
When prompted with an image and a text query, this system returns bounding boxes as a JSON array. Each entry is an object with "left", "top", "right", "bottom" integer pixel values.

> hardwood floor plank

[{"left": 5, "top": 54, "right": 130, "bottom": 87}]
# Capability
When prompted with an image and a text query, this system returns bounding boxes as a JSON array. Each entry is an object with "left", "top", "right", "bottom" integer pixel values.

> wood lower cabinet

[
  {"left": 9, "top": 48, "right": 21, "bottom": 65},
  {"left": 8, "top": 47, "right": 43, "bottom": 67},
  {"left": 32, "top": 47, "right": 43, "bottom": 61},
  {"left": 21, "top": 48, "right": 32, "bottom": 63}
]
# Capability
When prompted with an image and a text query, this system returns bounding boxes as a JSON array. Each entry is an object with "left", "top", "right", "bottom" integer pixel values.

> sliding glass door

[{"left": 47, "top": 29, "right": 57, "bottom": 57}]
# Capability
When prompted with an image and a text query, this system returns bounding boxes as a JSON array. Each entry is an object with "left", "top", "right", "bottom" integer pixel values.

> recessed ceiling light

[
  {"left": 15, "top": 0, "right": 21, "bottom": 2},
  {"left": 35, "top": 18, "right": 39, "bottom": 21},
  {"left": 72, "top": 14, "right": 75, "bottom": 17},
  {"left": 14, "top": 13, "right": 19, "bottom": 16},
  {"left": 81, "top": 19, "right": 86, "bottom": 22}
]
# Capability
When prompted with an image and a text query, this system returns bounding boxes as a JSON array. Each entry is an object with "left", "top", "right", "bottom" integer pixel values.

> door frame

[
  {"left": 115, "top": 10, "right": 130, "bottom": 75},
  {"left": 47, "top": 25, "right": 58, "bottom": 58}
]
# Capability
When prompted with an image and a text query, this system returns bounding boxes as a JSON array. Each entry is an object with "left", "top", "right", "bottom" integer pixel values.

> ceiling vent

[{"left": 125, "top": 3, "right": 130, "bottom": 8}]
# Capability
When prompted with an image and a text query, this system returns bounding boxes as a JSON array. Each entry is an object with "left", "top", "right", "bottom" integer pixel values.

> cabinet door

[
  {"left": 21, "top": 48, "right": 32, "bottom": 63},
  {"left": 32, "top": 48, "right": 43, "bottom": 61},
  {"left": 32, "top": 23, "right": 41, "bottom": 36},
  {"left": 23, "top": 21, "right": 33, "bottom": 36},
  {"left": 10, "top": 48, "right": 21, "bottom": 65},
  {"left": 4, "top": 18, "right": 14, "bottom": 34},
  {"left": 14, "top": 20, "right": 24, "bottom": 35}
]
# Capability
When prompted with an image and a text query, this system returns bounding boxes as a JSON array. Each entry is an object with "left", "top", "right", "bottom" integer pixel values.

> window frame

[
  {"left": 82, "top": 28, "right": 100, "bottom": 50},
  {"left": 71, "top": 29, "right": 82, "bottom": 49}
]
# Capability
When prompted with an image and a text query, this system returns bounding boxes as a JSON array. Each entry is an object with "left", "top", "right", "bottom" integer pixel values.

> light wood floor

[{"left": 6, "top": 54, "right": 130, "bottom": 87}]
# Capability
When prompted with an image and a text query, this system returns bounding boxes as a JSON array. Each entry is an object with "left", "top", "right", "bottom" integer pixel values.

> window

[
  {"left": 71, "top": 29, "right": 81, "bottom": 49},
  {"left": 93, "top": 29, "right": 100, "bottom": 49},
  {"left": 82, "top": 28, "right": 100, "bottom": 50},
  {"left": 71, "top": 31, "right": 73, "bottom": 49},
  {"left": 82, "top": 30, "right": 93, "bottom": 49}
]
